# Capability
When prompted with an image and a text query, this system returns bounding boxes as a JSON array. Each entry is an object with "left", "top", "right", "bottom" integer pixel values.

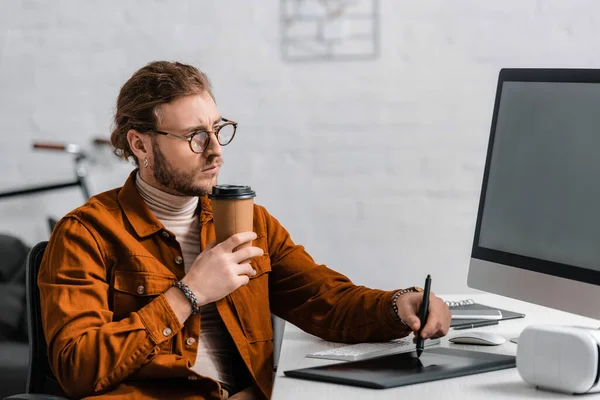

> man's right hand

[{"left": 181, "top": 232, "right": 264, "bottom": 306}]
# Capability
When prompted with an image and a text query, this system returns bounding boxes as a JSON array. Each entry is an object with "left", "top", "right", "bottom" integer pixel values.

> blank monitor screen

[{"left": 474, "top": 73, "right": 600, "bottom": 287}]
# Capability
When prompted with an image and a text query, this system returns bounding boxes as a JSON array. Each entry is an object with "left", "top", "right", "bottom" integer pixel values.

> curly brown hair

[{"left": 110, "top": 61, "right": 214, "bottom": 164}]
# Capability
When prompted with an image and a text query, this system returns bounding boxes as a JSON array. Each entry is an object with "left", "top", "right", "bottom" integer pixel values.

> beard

[{"left": 151, "top": 144, "right": 219, "bottom": 197}]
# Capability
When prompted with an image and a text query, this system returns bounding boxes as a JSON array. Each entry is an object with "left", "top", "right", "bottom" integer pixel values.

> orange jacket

[{"left": 39, "top": 171, "right": 411, "bottom": 399}]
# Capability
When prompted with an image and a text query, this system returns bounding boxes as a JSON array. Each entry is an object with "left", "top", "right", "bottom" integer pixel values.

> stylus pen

[
  {"left": 453, "top": 320, "right": 499, "bottom": 330},
  {"left": 416, "top": 274, "right": 431, "bottom": 357}
]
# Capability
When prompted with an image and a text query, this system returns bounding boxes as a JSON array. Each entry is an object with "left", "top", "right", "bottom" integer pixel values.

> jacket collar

[
  {"left": 198, "top": 195, "right": 214, "bottom": 224},
  {"left": 118, "top": 170, "right": 213, "bottom": 238}
]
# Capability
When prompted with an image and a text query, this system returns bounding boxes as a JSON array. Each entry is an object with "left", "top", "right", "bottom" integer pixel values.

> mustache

[{"left": 200, "top": 157, "right": 223, "bottom": 170}]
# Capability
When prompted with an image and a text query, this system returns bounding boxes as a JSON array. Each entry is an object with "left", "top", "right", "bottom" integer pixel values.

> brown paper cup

[
  {"left": 211, "top": 198, "right": 254, "bottom": 247},
  {"left": 209, "top": 185, "right": 257, "bottom": 263}
]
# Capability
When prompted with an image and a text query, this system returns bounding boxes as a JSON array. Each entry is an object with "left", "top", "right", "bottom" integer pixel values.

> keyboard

[{"left": 305, "top": 336, "right": 441, "bottom": 362}]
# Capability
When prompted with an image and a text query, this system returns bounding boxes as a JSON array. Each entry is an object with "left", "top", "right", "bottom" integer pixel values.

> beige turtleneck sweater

[{"left": 135, "top": 173, "right": 249, "bottom": 394}]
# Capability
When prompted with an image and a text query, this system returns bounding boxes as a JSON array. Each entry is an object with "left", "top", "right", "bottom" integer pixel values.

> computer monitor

[{"left": 468, "top": 68, "right": 600, "bottom": 320}]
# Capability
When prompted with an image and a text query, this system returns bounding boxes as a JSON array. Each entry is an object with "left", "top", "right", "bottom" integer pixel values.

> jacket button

[
  {"left": 187, "top": 375, "right": 198, "bottom": 380},
  {"left": 136, "top": 285, "right": 145, "bottom": 295},
  {"left": 162, "top": 231, "right": 170, "bottom": 238},
  {"left": 162, "top": 327, "right": 172, "bottom": 337},
  {"left": 174, "top": 256, "right": 183, "bottom": 264},
  {"left": 186, "top": 337, "right": 196, "bottom": 346}
]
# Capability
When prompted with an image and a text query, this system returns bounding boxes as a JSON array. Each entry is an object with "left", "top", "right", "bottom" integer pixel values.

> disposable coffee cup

[{"left": 208, "top": 185, "right": 256, "bottom": 250}]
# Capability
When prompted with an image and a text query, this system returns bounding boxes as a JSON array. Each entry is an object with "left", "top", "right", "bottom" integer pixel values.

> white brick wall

[{"left": 2, "top": 0, "right": 600, "bottom": 293}]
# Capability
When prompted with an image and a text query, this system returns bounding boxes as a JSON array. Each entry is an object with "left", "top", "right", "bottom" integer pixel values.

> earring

[{"left": 143, "top": 158, "right": 149, "bottom": 168}]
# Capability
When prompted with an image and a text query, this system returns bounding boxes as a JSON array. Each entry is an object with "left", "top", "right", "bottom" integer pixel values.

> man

[{"left": 39, "top": 61, "right": 451, "bottom": 400}]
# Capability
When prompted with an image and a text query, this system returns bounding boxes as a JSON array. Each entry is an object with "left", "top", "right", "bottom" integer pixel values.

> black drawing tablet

[{"left": 284, "top": 347, "right": 515, "bottom": 389}]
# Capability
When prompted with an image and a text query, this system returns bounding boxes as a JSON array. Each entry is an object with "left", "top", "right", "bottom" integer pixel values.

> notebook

[{"left": 446, "top": 299, "right": 525, "bottom": 327}]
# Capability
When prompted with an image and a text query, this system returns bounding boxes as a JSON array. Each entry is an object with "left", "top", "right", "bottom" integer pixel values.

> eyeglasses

[{"left": 149, "top": 118, "right": 237, "bottom": 154}]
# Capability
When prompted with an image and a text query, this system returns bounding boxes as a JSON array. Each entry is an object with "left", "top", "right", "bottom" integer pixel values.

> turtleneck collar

[{"left": 135, "top": 172, "right": 199, "bottom": 220}]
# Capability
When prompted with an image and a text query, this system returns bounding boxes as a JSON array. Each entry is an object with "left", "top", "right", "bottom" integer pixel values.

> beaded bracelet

[
  {"left": 172, "top": 281, "right": 201, "bottom": 315},
  {"left": 391, "top": 288, "right": 419, "bottom": 326}
]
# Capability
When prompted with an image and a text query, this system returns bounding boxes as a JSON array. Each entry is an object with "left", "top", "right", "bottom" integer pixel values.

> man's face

[{"left": 149, "top": 93, "right": 223, "bottom": 196}]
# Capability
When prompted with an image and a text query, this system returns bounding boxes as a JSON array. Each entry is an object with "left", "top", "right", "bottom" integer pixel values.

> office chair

[
  {"left": 4, "top": 241, "right": 286, "bottom": 400},
  {"left": 271, "top": 314, "right": 285, "bottom": 371},
  {"left": 5, "top": 241, "right": 68, "bottom": 400}
]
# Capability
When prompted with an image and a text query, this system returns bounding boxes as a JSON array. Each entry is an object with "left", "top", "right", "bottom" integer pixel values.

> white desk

[{"left": 272, "top": 294, "right": 600, "bottom": 399}]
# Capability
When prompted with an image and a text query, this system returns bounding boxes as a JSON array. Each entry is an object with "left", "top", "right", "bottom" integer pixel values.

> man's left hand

[{"left": 395, "top": 292, "right": 451, "bottom": 339}]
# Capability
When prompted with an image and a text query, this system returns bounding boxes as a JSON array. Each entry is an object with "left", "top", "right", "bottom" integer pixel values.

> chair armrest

[{"left": 4, "top": 394, "right": 68, "bottom": 400}]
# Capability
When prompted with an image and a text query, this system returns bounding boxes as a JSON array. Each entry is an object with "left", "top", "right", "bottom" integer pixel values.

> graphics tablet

[{"left": 284, "top": 347, "right": 515, "bottom": 389}]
